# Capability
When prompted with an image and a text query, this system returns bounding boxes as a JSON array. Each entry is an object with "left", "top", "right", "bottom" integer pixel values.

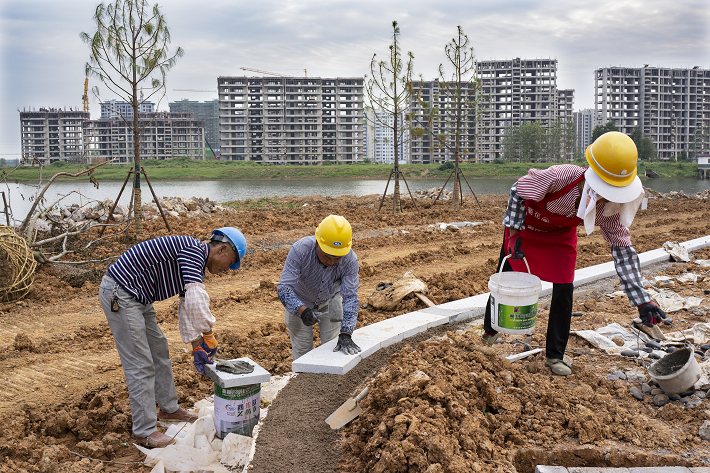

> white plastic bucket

[
  {"left": 213, "top": 383, "right": 261, "bottom": 439},
  {"left": 488, "top": 255, "right": 542, "bottom": 335},
  {"left": 647, "top": 347, "right": 701, "bottom": 394}
]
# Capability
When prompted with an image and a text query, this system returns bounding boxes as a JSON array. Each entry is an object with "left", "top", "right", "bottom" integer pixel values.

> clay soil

[{"left": 1, "top": 191, "right": 710, "bottom": 472}]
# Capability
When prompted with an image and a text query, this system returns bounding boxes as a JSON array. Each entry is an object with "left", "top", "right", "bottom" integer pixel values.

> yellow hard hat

[
  {"left": 584, "top": 131, "right": 643, "bottom": 203},
  {"left": 315, "top": 215, "right": 352, "bottom": 256}
]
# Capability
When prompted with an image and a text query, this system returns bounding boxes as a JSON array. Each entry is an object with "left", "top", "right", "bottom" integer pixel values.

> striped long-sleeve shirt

[
  {"left": 277, "top": 236, "right": 360, "bottom": 334},
  {"left": 502, "top": 164, "right": 651, "bottom": 306},
  {"left": 107, "top": 236, "right": 208, "bottom": 304}
]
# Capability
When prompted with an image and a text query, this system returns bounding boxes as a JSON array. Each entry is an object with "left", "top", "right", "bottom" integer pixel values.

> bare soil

[{"left": 0, "top": 192, "right": 709, "bottom": 472}]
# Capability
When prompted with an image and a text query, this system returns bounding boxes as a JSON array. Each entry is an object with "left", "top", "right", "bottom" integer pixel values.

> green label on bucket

[
  {"left": 214, "top": 383, "right": 261, "bottom": 438},
  {"left": 494, "top": 296, "right": 538, "bottom": 330}
]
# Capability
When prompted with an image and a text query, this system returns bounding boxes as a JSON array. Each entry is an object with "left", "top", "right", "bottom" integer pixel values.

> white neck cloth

[{"left": 576, "top": 181, "right": 644, "bottom": 236}]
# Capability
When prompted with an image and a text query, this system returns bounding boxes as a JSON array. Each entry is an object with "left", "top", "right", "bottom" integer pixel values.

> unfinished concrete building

[
  {"left": 84, "top": 112, "right": 206, "bottom": 163},
  {"left": 594, "top": 66, "right": 710, "bottom": 161},
  {"left": 476, "top": 58, "right": 574, "bottom": 161},
  {"left": 19, "top": 108, "right": 89, "bottom": 163},
  {"left": 407, "top": 80, "right": 478, "bottom": 164},
  {"left": 169, "top": 99, "right": 220, "bottom": 152},
  {"left": 217, "top": 76, "right": 364, "bottom": 164},
  {"left": 574, "top": 108, "right": 595, "bottom": 154}
]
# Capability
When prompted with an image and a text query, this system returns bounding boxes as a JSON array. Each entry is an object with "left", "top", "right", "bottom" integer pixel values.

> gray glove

[
  {"left": 333, "top": 333, "right": 361, "bottom": 355},
  {"left": 300, "top": 308, "right": 318, "bottom": 326}
]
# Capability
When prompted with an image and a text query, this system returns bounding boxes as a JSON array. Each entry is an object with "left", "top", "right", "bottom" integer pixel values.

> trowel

[{"left": 326, "top": 387, "right": 369, "bottom": 430}]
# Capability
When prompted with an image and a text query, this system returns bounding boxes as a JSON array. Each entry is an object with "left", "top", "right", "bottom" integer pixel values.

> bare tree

[
  {"left": 365, "top": 21, "right": 419, "bottom": 213},
  {"left": 413, "top": 26, "right": 486, "bottom": 209},
  {"left": 81, "top": 0, "right": 183, "bottom": 237}
]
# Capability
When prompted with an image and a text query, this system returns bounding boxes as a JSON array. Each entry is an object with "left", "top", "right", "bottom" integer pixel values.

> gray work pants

[
  {"left": 285, "top": 293, "right": 343, "bottom": 361},
  {"left": 99, "top": 275, "right": 178, "bottom": 438}
]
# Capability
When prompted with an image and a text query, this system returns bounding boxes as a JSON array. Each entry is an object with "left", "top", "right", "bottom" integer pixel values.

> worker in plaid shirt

[
  {"left": 99, "top": 227, "right": 246, "bottom": 448},
  {"left": 482, "top": 132, "right": 666, "bottom": 376}
]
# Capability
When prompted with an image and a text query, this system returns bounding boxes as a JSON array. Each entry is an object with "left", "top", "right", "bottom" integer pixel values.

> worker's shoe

[
  {"left": 632, "top": 318, "right": 666, "bottom": 341},
  {"left": 135, "top": 431, "right": 176, "bottom": 448},
  {"left": 481, "top": 332, "right": 500, "bottom": 346},
  {"left": 158, "top": 407, "right": 198, "bottom": 423},
  {"left": 545, "top": 358, "right": 572, "bottom": 376}
]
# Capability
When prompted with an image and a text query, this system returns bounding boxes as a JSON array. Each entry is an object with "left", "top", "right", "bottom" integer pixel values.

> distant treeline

[{"left": 4, "top": 156, "right": 700, "bottom": 181}]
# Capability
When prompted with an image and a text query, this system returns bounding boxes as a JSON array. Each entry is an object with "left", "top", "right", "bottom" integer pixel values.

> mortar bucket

[
  {"left": 488, "top": 255, "right": 542, "bottom": 335},
  {"left": 647, "top": 347, "right": 701, "bottom": 394},
  {"left": 214, "top": 383, "right": 261, "bottom": 439}
]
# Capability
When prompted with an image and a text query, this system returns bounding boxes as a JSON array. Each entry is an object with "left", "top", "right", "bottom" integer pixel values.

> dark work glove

[
  {"left": 333, "top": 333, "right": 361, "bottom": 355},
  {"left": 508, "top": 234, "right": 525, "bottom": 260},
  {"left": 638, "top": 302, "right": 666, "bottom": 327},
  {"left": 300, "top": 308, "right": 319, "bottom": 326},
  {"left": 193, "top": 346, "right": 213, "bottom": 374}
]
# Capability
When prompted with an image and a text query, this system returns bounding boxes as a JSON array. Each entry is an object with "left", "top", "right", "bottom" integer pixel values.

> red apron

[{"left": 505, "top": 176, "right": 584, "bottom": 284}]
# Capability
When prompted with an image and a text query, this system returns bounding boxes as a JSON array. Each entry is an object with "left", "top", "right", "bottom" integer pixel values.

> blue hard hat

[{"left": 211, "top": 227, "right": 247, "bottom": 270}]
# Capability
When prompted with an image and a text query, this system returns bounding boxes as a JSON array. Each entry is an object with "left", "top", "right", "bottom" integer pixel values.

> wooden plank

[{"left": 415, "top": 292, "right": 436, "bottom": 307}]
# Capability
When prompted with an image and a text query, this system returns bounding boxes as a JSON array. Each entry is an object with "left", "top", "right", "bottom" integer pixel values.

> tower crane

[
  {"left": 173, "top": 89, "right": 214, "bottom": 92},
  {"left": 82, "top": 78, "right": 89, "bottom": 112},
  {"left": 239, "top": 67, "right": 287, "bottom": 77}
]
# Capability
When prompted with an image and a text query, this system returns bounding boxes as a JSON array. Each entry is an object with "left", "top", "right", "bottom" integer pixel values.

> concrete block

[
  {"left": 682, "top": 235, "right": 710, "bottom": 253},
  {"left": 535, "top": 467, "right": 569, "bottom": 473},
  {"left": 417, "top": 306, "right": 459, "bottom": 319},
  {"left": 568, "top": 468, "right": 629, "bottom": 473},
  {"left": 291, "top": 337, "right": 361, "bottom": 375},
  {"left": 629, "top": 468, "right": 692, "bottom": 473},
  {"left": 204, "top": 357, "right": 270, "bottom": 389},
  {"left": 392, "top": 310, "right": 450, "bottom": 331},
  {"left": 573, "top": 261, "right": 616, "bottom": 287}
]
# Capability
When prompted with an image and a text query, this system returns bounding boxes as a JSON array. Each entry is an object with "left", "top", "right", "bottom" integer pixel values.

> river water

[{"left": 2, "top": 177, "right": 709, "bottom": 224}]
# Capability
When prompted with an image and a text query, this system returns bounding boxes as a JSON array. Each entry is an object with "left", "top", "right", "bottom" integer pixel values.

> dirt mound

[{"left": 339, "top": 330, "right": 703, "bottom": 473}]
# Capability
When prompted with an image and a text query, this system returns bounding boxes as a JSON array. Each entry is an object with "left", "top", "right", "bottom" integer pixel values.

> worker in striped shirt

[
  {"left": 278, "top": 215, "right": 362, "bottom": 361},
  {"left": 98, "top": 227, "right": 246, "bottom": 448},
  {"left": 482, "top": 132, "right": 666, "bottom": 376}
]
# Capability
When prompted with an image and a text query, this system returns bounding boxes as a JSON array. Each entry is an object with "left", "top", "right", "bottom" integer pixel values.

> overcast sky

[{"left": 1, "top": 0, "right": 708, "bottom": 158}]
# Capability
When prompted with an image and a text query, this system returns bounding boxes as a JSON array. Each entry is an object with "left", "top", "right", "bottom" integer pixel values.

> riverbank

[{"left": 3, "top": 156, "right": 701, "bottom": 181}]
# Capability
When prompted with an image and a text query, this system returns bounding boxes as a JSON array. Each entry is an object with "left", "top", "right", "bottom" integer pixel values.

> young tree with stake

[
  {"left": 365, "top": 21, "right": 419, "bottom": 214},
  {"left": 81, "top": 0, "right": 183, "bottom": 237}
]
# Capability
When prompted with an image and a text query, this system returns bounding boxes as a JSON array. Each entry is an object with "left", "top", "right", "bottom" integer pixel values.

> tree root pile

[{"left": 339, "top": 330, "right": 707, "bottom": 473}]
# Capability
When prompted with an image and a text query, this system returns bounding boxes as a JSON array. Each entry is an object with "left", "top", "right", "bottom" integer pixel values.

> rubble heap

[{"left": 33, "top": 196, "right": 233, "bottom": 232}]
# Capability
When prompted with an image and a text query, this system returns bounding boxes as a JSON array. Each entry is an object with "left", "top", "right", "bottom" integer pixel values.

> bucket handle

[{"left": 499, "top": 254, "right": 531, "bottom": 275}]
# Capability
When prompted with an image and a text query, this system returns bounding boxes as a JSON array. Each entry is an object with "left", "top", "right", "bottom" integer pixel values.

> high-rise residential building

[
  {"left": 476, "top": 58, "right": 574, "bottom": 161},
  {"left": 368, "top": 109, "right": 409, "bottom": 164},
  {"left": 363, "top": 108, "right": 375, "bottom": 162},
  {"left": 408, "top": 80, "right": 478, "bottom": 164},
  {"left": 217, "top": 76, "right": 364, "bottom": 164},
  {"left": 574, "top": 108, "right": 594, "bottom": 153},
  {"left": 84, "top": 112, "right": 206, "bottom": 164},
  {"left": 169, "top": 99, "right": 220, "bottom": 152},
  {"left": 19, "top": 108, "right": 89, "bottom": 163},
  {"left": 594, "top": 66, "right": 710, "bottom": 160},
  {"left": 100, "top": 99, "right": 155, "bottom": 119}
]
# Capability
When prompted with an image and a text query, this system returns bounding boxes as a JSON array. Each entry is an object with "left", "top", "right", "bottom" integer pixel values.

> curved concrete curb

[{"left": 292, "top": 235, "right": 710, "bottom": 375}]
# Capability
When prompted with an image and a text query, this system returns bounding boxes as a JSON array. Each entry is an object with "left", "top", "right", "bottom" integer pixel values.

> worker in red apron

[{"left": 482, "top": 131, "right": 666, "bottom": 376}]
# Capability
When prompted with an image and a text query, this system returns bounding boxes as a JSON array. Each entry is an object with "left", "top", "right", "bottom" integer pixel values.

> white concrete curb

[{"left": 292, "top": 235, "right": 710, "bottom": 375}]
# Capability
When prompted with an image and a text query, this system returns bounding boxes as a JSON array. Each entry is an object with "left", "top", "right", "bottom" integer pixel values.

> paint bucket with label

[
  {"left": 488, "top": 255, "right": 542, "bottom": 335},
  {"left": 204, "top": 357, "right": 270, "bottom": 439}
]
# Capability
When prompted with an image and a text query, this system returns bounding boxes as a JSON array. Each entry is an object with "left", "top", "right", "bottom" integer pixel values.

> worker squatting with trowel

[
  {"left": 482, "top": 131, "right": 667, "bottom": 376},
  {"left": 277, "top": 215, "right": 363, "bottom": 360},
  {"left": 98, "top": 228, "right": 247, "bottom": 448}
]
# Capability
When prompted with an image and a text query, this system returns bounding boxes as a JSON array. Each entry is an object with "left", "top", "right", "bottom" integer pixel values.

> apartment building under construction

[
  {"left": 594, "top": 66, "right": 710, "bottom": 161},
  {"left": 19, "top": 108, "right": 89, "bottom": 163},
  {"left": 83, "top": 112, "right": 206, "bottom": 163},
  {"left": 476, "top": 58, "right": 574, "bottom": 162},
  {"left": 217, "top": 76, "right": 364, "bottom": 164},
  {"left": 407, "top": 80, "right": 478, "bottom": 164}
]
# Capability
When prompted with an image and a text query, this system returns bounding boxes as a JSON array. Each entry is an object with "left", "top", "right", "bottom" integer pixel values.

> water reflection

[{"left": 2, "top": 177, "right": 708, "bottom": 222}]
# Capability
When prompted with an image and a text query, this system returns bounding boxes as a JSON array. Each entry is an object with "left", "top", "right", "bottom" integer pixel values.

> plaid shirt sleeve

[
  {"left": 178, "top": 282, "right": 216, "bottom": 343},
  {"left": 611, "top": 245, "right": 651, "bottom": 307},
  {"left": 277, "top": 284, "right": 304, "bottom": 315},
  {"left": 502, "top": 182, "right": 527, "bottom": 229}
]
